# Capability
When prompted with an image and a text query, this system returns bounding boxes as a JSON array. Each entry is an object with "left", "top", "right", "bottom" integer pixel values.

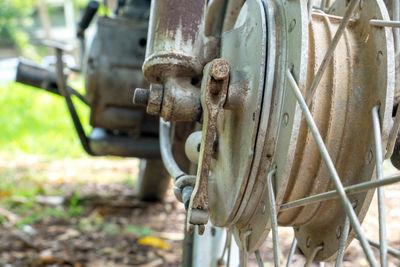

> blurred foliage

[
  {"left": 0, "top": 0, "right": 94, "bottom": 59},
  {"left": 0, "top": 81, "right": 90, "bottom": 158},
  {"left": 0, "top": 0, "right": 37, "bottom": 55}
]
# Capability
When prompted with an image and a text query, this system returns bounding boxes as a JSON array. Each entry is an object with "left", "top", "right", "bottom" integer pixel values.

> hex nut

[{"left": 146, "top": 84, "right": 164, "bottom": 116}]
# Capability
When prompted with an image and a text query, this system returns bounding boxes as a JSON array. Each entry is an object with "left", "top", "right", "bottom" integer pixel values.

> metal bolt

[
  {"left": 306, "top": 236, "right": 312, "bottom": 247},
  {"left": 133, "top": 88, "right": 150, "bottom": 106},
  {"left": 283, "top": 113, "right": 289, "bottom": 126},
  {"left": 336, "top": 226, "right": 342, "bottom": 239},
  {"left": 288, "top": 19, "right": 296, "bottom": 33},
  {"left": 368, "top": 149, "right": 373, "bottom": 164},
  {"left": 376, "top": 51, "right": 383, "bottom": 65},
  {"left": 210, "top": 59, "right": 230, "bottom": 81}
]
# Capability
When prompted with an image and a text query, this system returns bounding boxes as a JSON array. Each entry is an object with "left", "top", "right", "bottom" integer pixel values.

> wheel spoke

[
  {"left": 372, "top": 106, "right": 388, "bottom": 267},
  {"left": 279, "top": 175, "right": 400, "bottom": 211},
  {"left": 305, "top": 0, "right": 359, "bottom": 106},
  {"left": 239, "top": 230, "right": 252, "bottom": 267},
  {"left": 385, "top": 104, "right": 400, "bottom": 158},
  {"left": 255, "top": 250, "right": 264, "bottom": 267},
  {"left": 287, "top": 69, "right": 378, "bottom": 267},
  {"left": 335, "top": 216, "right": 350, "bottom": 267},
  {"left": 286, "top": 237, "right": 298, "bottom": 267},
  {"left": 360, "top": 238, "right": 400, "bottom": 259},
  {"left": 227, "top": 236, "right": 232, "bottom": 267},
  {"left": 218, "top": 229, "right": 232, "bottom": 267},
  {"left": 267, "top": 169, "right": 280, "bottom": 267},
  {"left": 370, "top": 19, "right": 400, "bottom": 27}
]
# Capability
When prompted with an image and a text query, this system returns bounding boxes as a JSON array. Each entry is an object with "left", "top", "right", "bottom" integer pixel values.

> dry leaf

[{"left": 137, "top": 236, "right": 170, "bottom": 250}]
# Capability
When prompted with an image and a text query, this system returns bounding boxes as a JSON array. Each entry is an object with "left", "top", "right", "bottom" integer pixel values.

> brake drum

[{"left": 207, "top": 0, "right": 394, "bottom": 260}]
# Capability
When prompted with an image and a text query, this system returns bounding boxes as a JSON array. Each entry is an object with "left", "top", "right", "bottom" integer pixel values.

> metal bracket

[{"left": 186, "top": 59, "right": 230, "bottom": 234}]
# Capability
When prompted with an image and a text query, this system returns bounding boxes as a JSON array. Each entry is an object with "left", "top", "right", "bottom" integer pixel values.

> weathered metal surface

[
  {"left": 140, "top": 0, "right": 221, "bottom": 122},
  {"left": 237, "top": 0, "right": 309, "bottom": 252},
  {"left": 88, "top": 128, "right": 160, "bottom": 158},
  {"left": 143, "top": 0, "right": 212, "bottom": 83},
  {"left": 16, "top": 59, "right": 62, "bottom": 96},
  {"left": 280, "top": 0, "right": 394, "bottom": 261},
  {"left": 222, "top": 0, "right": 246, "bottom": 32},
  {"left": 206, "top": 0, "right": 267, "bottom": 235},
  {"left": 138, "top": 0, "right": 395, "bottom": 262},
  {"left": 161, "top": 78, "right": 202, "bottom": 122},
  {"left": 187, "top": 59, "right": 230, "bottom": 233},
  {"left": 85, "top": 16, "right": 158, "bottom": 135},
  {"left": 194, "top": 0, "right": 394, "bottom": 259}
]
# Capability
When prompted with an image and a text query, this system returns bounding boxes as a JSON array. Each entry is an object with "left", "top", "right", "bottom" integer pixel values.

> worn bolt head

[
  {"left": 336, "top": 226, "right": 342, "bottom": 239},
  {"left": 283, "top": 113, "right": 289, "bottom": 126},
  {"left": 210, "top": 59, "right": 230, "bottom": 81},
  {"left": 133, "top": 88, "right": 150, "bottom": 106},
  {"left": 306, "top": 236, "right": 312, "bottom": 247},
  {"left": 261, "top": 201, "right": 266, "bottom": 214}
]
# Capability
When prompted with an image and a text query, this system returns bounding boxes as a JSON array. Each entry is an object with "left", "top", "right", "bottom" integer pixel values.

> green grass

[{"left": 0, "top": 81, "right": 90, "bottom": 158}]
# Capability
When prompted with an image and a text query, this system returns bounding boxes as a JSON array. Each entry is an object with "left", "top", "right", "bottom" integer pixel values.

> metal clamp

[{"left": 187, "top": 59, "right": 230, "bottom": 234}]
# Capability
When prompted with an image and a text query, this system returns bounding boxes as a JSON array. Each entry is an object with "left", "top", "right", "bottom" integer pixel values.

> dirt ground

[{"left": 0, "top": 156, "right": 399, "bottom": 267}]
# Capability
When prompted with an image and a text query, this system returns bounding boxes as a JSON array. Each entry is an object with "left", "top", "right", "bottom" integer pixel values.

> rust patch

[{"left": 157, "top": 0, "right": 206, "bottom": 43}]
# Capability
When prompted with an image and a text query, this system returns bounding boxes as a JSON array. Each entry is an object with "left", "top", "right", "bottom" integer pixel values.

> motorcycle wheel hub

[{"left": 207, "top": 0, "right": 394, "bottom": 260}]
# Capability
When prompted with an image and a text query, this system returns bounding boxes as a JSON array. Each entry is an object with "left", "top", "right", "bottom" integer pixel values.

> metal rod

[
  {"left": 286, "top": 69, "right": 378, "bottom": 267},
  {"left": 227, "top": 236, "right": 232, "bottom": 267},
  {"left": 370, "top": 19, "right": 400, "bottom": 27},
  {"left": 279, "top": 175, "right": 400, "bottom": 211},
  {"left": 304, "top": 246, "right": 323, "bottom": 267},
  {"left": 267, "top": 168, "right": 280, "bottom": 267},
  {"left": 286, "top": 237, "right": 298, "bottom": 267},
  {"left": 68, "top": 86, "right": 89, "bottom": 106},
  {"left": 255, "top": 250, "right": 265, "bottom": 267},
  {"left": 362, "top": 238, "right": 400, "bottom": 259},
  {"left": 240, "top": 230, "right": 252, "bottom": 267},
  {"left": 335, "top": 216, "right": 350, "bottom": 267},
  {"left": 305, "top": 0, "right": 359, "bottom": 106},
  {"left": 385, "top": 103, "right": 400, "bottom": 159},
  {"left": 218, "top": 230, "right": 232, "bottom": 266},
  {"left": 159, "top": 119, "right": 186, "bottom": 180},
  {"left": 372, "top": 106, "right": 388, "bottom": 267},
  {"left": 55, "top": 48, "right": 92, "bottom": 155}
]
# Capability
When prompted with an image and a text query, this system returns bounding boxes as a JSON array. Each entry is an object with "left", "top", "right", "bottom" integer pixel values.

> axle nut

[{"left": 147, "top": 84, "right": 164, "bottom": 116}]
